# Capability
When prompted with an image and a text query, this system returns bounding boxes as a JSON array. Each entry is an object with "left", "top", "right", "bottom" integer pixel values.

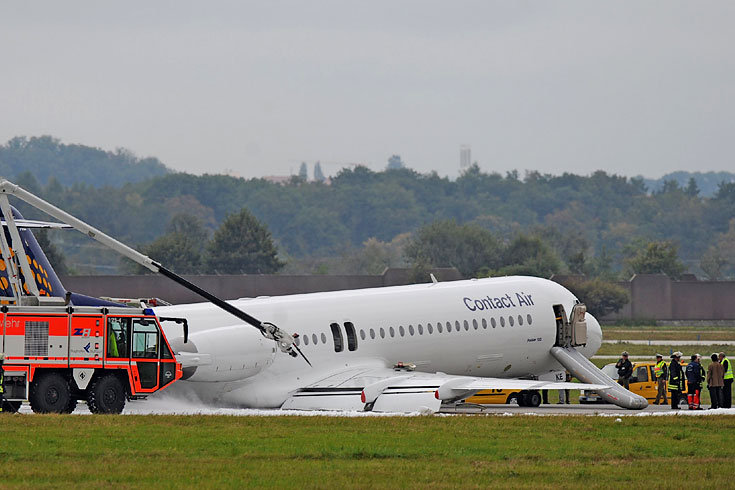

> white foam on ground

[{"left": 13, "top": 392, "right": 735, "bottom": 417}]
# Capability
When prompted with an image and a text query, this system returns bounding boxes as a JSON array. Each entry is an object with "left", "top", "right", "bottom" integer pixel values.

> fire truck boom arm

[
  {"left": 0, "top": 178, "right": 310, "bottom": 365},
  {"left": 0, "top": 178, "right": 158, "bottom": 272}
]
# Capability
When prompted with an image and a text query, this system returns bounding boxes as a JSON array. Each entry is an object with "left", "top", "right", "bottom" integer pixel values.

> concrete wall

[
  {"left": 60, "top": 269, "right": 735, "bottom": 321},
  {"left": 552, "top": 274, "right": 735, "bottom": 321},
  {"left": 59, "top": 267, "right": 463, "bottom": 304}
]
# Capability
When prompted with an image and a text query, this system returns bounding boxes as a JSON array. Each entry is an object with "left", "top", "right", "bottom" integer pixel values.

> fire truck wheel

[
  {"left": 64, "top": 398, "right": 78, "bottom": 414},
  {"left": 87, "top": 375, "right": 126, "bottom": 414},
  {"left": 29, "top": 373, "right": 72, "bottom": 414},
  {"left": 2, "top": 400, "right": 22, "bottom": 413}
]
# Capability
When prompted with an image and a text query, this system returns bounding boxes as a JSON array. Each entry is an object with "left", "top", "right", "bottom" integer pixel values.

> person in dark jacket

[
  {"left": 685, "top": 354, "right": 704, "bottom": 410},
  {"left": 669, "top": 352, "right": 685, "bottom": 409},
  {"left": 615, "top": 351, "right": 633, "bottom": 390},
  {"left": 708, "top": 353, "right": 725, "bottom": 409}
]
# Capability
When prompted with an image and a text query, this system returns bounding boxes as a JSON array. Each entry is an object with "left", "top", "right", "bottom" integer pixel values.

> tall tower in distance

[{"left": 460, "top": 145, "right": 471, "bottom": 171}]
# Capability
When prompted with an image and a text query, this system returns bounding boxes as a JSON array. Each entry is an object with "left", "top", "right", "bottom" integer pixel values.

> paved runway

[{"left": 603, "top": 340, "right": 735, "bottom": 345}]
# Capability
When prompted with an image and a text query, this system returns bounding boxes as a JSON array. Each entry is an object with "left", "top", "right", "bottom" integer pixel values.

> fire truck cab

[{"left": 1, "top": 304, "right": 183, "bottom": 414}]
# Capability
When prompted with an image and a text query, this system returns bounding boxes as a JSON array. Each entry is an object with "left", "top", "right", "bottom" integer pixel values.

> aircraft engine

[{"left": 170, "top": 324, "right": 277, "bottom": 382}]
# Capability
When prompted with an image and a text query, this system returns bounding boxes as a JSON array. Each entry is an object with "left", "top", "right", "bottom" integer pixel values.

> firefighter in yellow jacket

[
  {"left": 653, "top": 354, "right": 668, "bottom": 405},
  {"left": 0, "top": 353, "right": 5, "bottom": 413}
]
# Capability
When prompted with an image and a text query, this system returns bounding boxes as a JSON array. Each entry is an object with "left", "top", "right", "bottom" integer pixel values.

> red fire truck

[{"left": 1, "top": 304, "right": 184, "bottom": 414}]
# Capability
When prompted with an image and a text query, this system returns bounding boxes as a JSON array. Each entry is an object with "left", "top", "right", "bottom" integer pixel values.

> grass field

[
  {"left": 2, "top": 414, "right": 735, "bottom": 488},
  {"left": 601, "top": 327, "right": 735, "bottom": 341},
  {"left": 595, "top": 342, "right": 732, "bottom": 356}
]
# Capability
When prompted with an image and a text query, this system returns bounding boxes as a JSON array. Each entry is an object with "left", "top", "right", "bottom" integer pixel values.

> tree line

[{"left": 13, "top": 162, "right": 735, "bottom": 280}]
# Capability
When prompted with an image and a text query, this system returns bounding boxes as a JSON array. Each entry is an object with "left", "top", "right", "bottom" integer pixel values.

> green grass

[
  {"left": 1, "top": 415, "right": 734, "bottom": 488},
  {"left": 596, "top": 342, "right": 731, "bottom": 357},
  {"left": 601, "top": 327, "right": 735, "bottom": 341}
]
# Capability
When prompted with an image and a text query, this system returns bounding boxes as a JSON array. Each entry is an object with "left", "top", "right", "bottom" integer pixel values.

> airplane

[{"left": 0, "top": 179, "right": 648, "bottom": 412}]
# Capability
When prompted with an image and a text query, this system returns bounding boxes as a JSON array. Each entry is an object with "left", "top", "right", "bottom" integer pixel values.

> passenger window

[
  {"left": 418, "top": 324, "right": 423, "bottom": 335},
  {"left": 473, "top": 319, "right": 478, "bottom": 330},
  {"left": 518, "top": 315, "right": 523, "bottom": 326},
  {"left": 464, "top": 320, "right": 469, "bottom": 331},
  {"left": 427, "top": 323, "right": 433, "bottom": 334},
  {"left": 304, "top": 335, "right": 310, "bottom": 346},
  {"left": 390, "top": 326, "right": 395, "bottom": 337},
  {"left": 455, "top": 321, "right": 461, "bottom": 332},
  {"left": 321, "top": 333, "right": 327, "bottom": 344},
  {"left": 312, "top": 333, "right": 317, "bottom": 345},
  {"left": 330, "top": 323, "right": 344, "bottom": 352},
  {"left": 380, "top": 328, "right": 385, "bottom": 339},
  {"left": 360, "top": 330, "right": 366, "bottom": 340},
  {"left": 409, "top": 325, "right": 415, "bottom": 336},
  {"left": 447, "top": 322, "right": 452, "bottom": 333},
  {"left": 438, "top": 323, "right": 443, "bottom": 333},
  {"left": 132, "top": 319, "right": 158, "bottom": 359},
  {"left": 295, "top": 336, "right": 301, "bottom": 346},
  {"left": 106, "top": 317, "right": 130, "bottom": 358},
  {"left": 500, "top": 317, "right": 506, "bottom": 327},
  {"left": 344, "top": 322, "right": 358, "bottom": 351},
  {"left": 491, "top": 318, "right": 496, "bottom": 328},
  {"left": 509, "top": 316, "right": 514, "bottom": 327},
  {"left": 527, "top": 314, "right": 533, "bottom": 325},
  {"left": 635, "top": 366, "right": 648, "bottom": 382},
  {"left": 399, "top": 326, "right": 405, "bottom": 336},
  {"left": 370, "top": 328, "right": 375, "bottom": 339},
  {"left": 482, "top": 318, "right": 487, "bottom": 329}
]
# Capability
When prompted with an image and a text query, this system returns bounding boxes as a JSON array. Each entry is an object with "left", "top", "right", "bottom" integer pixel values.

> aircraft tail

[{"left": 1, "top": 205, "right": 122, "bottom": 307}]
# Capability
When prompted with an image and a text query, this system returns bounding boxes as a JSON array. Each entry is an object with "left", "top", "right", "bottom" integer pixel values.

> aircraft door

[{"left": 131, "top": 318, "right": 159, "bottom": 390}]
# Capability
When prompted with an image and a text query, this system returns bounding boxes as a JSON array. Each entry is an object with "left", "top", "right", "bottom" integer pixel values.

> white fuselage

[{"left": 155, "top": 276, "right": 602, "bottom": 408}]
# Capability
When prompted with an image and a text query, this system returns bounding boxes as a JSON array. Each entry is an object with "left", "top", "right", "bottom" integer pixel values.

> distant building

[
  {"left": 460, "top": 145, "right": 471, "bottom": 171},
  {"left": 386, "top": 155, "right": 405, "bottom": 170},
  {"left": 262, "top": 175, "right": 292, "bottom": 185}
]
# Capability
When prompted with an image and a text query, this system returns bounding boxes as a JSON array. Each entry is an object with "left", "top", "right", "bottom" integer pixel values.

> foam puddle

[{"left": 15, "top": 393, "right": 735, "bottom": 417}]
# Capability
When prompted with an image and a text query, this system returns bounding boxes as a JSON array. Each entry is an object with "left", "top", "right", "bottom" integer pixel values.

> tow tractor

[{"left": 0, "top": 178, "right": 308, "bottom": 413}]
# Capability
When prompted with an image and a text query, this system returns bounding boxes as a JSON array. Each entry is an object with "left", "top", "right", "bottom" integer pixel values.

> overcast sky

[{"left": 1, "top": 1, "right": 733, "bottom": 179}]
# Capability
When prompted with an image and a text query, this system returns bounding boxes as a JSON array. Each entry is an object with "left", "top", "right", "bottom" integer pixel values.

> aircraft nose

[{"left": 581, "top": 312, "right": 603, "bottom": 358}]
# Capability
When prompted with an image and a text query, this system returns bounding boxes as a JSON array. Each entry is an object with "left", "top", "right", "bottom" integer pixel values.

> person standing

[
  {"left": 0, "top": 354, "right": 5, "bottom": 414},
  {"left": 721, "top": 352, "right": 733, "bottom": 409},
  {"left": 615, "top": 351, "right": 633, "bottom": 390},
  {"left": 707, "top": 353, "right": 724, "bottom": 409},
  {"left": 669, "top": 352, "right": 685, "bottom": 410},
  {"left": 653, "top": 354, "right": 668, "bottom": 405},
  {"left": 685, "top": 354, "right": 704, "bottom": 410}
]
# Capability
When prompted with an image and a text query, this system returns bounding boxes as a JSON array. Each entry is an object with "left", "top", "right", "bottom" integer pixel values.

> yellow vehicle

[
  {"left": 466, "top": 389, "right": 542, "bottom": 407},
  {"left": 579, "top": 360, "right": 689, "bottom": 406}
]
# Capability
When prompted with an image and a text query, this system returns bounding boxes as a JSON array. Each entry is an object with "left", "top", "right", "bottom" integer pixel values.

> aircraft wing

[{"left": 281, "top": 366, "right": 611, "bottom": 413}]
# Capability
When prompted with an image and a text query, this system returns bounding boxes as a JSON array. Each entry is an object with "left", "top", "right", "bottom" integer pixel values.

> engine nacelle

[{"left": 170, "top": 325, "right": 277, "bottom": 382}]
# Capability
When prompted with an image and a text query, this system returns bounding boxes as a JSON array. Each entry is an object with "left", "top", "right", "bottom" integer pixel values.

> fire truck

[{"left": 1, "top": 304, "right": 185, "bottom": 413}]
